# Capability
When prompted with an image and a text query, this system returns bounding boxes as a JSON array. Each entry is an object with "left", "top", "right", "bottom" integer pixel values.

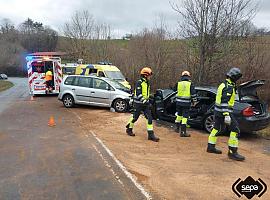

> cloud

[{"left": 0, "top": 0, "right": 269, "bottom": 38}]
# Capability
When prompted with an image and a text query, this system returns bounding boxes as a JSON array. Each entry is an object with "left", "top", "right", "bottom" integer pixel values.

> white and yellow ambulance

[{"left": 75, "top": 62, "right": 131, "bottom": 89}]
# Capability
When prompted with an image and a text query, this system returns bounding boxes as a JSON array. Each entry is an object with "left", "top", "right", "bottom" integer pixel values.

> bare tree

[
  {"left": 63, "top": 10, "right": 112, "bottom": 62},
  {"left": 63, "top": 10, "right": 95, "bottom": 59},
  {"left": 171, "top": 0, "right": 258, "bottom": 84},
  {"left": 90, "top": 22, "right": 112, "bottom": 61}
]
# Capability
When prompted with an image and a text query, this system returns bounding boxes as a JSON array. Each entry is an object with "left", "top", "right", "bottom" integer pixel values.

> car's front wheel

[
  {"left": 113, "top": 99, "right": 128, "bottom": 112},
  {"left": 63, "top": 94, "right": 75, "bottom": 108}
]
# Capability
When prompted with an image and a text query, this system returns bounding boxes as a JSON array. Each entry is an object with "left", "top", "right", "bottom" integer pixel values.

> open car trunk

[{"left": 238, "top": 80, "right": 267, "bottom": 116}]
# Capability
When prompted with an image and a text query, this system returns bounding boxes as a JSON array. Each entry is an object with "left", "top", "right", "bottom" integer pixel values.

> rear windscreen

[{"left": 31, "top": 61, "right": 53, "bottom": 73}]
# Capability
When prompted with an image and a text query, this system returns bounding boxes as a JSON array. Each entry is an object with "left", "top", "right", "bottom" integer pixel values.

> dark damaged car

[{"left": 153, "top": 80, "right": 270, "bottom": 133}]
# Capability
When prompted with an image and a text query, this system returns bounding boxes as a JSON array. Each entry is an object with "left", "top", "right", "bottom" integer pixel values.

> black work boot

[
  {"left": 228, "top": 147, "right": 245, "bottom": 161},
  {"left": 175, "top": 123, "right": 180, "bottom": 133},
  {"left": 148, "top": 131, "right": 160, "bottom": 142},
  {"left": 207, "top": 143, "right": 222, "bottom": 154},
  {"left": 126, "top": 124, "right": 135, "bottom": 136},
  {"left": 180, "top": 125, "right": 190, "bottom": 137}
]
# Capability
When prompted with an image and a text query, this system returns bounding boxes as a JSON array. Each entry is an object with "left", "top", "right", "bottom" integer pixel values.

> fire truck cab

[{"left": 26, "top": 52, "right": 63, "bottom": 95}]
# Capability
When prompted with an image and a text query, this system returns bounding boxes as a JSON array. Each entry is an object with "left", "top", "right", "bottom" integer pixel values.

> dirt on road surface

[{"left": 76, "top": 107, "right": 270, "bottom": 200}]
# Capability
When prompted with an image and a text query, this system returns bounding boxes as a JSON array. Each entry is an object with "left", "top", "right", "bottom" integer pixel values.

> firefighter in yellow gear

[
  {"left": 126, "top": 67, "right": 159, "bottom": 142},
  {"left": 45, "top": 69, "right": 53, "bottom": 92},
  {"left": 207, "top": 67, "right": 245, "bottom": 161},
  {"left": 175, "top": 71, "right": 196, "bottom": 137}
]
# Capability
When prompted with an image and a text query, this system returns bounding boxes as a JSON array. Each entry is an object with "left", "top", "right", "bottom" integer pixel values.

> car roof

[
  {"left": 195, "top": 86, "right": 217, "bottom": 93},
  {"left": 66, "top": 74, "right": 110, "bottom": 81}
]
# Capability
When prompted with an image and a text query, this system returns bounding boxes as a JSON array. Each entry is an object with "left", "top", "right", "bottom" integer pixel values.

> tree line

[
  {"left": 0, "top": 18, "right": 58, "bottom": 76},
  {"left": 0, "top": 0, "right": 269, "bottom": 102}
]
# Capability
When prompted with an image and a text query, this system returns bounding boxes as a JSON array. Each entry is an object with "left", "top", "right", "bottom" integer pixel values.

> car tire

[
  {"left": 113, "top": 99, "right": 128, "bottom": 112},
  {"left": 63, "top": 94, "right": 75, "bottom": 108},
  {"left": 204, "top": 114, "right": 226, "bottom": 134}
]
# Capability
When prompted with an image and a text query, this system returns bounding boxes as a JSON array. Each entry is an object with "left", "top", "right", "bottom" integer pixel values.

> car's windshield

[
  {"left": 63, "top": 67, "right": 76, "bottom": 75},
  {"left": 107, "top": 79, "right": 126, "bottom": 90},
  {"left": 105, "top": 71, "right": 125, "bottom": 80}
]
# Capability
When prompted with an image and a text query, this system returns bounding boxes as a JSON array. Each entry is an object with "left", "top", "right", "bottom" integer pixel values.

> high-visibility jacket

[
  {"left": 134, "top": 77, "right": 150, "bottom": 104},
  {"left": 215, "top": 78, "right": 236, "bottom": 115},
  {"left": 45, "top": 70, "right": 53, "bottom": 81},
  {"left": 176, "top": 77, "right": 196, "bottom": 105}
]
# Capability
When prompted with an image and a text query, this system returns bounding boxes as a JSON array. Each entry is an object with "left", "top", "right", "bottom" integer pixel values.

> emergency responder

[
  {"left": 45, "top": 68, "right": 53, "bottom": 93},
  {"left": 175, "top": 71, "right": 196, "bottom": 137},
  {"left": 126, "top": 67, "right": 160, "bottom": 142},
  {"left": 207, "top": 67, "right": 245, "bottom": 161}
]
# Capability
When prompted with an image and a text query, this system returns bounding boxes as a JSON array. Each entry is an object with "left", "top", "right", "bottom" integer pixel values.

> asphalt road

[
  {"left": 0, "top": 77, "right": 29, "bottom": 113},
  {"left": 0, "top": 80, "right": 147, "bottom": 200}
]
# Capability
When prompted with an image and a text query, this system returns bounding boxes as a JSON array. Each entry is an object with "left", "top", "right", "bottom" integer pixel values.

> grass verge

[{"left": 0, "top": 80, "right": 14, "bottom": 92}]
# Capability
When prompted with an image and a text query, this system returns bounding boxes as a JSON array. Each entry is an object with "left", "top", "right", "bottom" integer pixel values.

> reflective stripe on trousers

[
  {"left": 228, "top": 132, "right": 239, "bottom": 147},
  {"left": 147, "top": 123, "right": 153, "bottom": 131},
  {"left": 208, "top": 128, "right": 218, "bottom": 144}
]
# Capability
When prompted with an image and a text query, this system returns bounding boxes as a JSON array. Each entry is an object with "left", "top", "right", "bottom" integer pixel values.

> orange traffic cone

[{"left": 48, "top": 116, "right": 56, "bottom": 127}]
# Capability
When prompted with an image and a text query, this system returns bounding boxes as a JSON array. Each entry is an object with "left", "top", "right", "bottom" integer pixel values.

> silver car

[{"left": 58, "top": 75, "right": 131, "bottom": 112}]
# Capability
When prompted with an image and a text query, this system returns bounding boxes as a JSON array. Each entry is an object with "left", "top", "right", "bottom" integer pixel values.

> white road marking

[
  {"left": 90, "top": 131, "right": 152, "bottom": 200},
  {"left": 92, "top": 144, "right": 125, "bottom": 187},
  {"left": 71, "top": 111, "right": 82, "bottom": 120},
  {"left": 71, "top": 110, "right": 152, "bottom": 200}
]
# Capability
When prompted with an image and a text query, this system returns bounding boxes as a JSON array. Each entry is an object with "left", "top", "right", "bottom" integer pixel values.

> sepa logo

[{"left": 232, "top": 176, "right": 267, "bottom": 199}]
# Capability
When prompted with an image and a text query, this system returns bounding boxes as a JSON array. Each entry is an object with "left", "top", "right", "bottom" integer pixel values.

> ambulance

[
  {"left": 75, "top": 62, "right": 131, "bottom": 89},
  {"left": 62, "top": 63, "right": 78, "bottom": 77},
  {"left": 26, "top": 52, "right": 63, "bottom": 95}
]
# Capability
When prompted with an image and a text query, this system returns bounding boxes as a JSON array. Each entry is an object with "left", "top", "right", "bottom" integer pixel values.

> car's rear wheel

[
  {"left": 63, "top": 94, "right": 74, "bottom": 108},
  {"left": 204, "top": 114, "right": 215, "bottom": 133},
  {"left": 204, "top": 114, "right": 226, "bottom": 134},
  {"left": 113, "top": 99, "right": 128, "bottom": 112}
]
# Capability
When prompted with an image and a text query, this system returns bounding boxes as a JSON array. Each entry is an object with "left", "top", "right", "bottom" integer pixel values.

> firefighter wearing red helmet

[{"left": 126, "top": 67, "right": 160, "bottom": 142}]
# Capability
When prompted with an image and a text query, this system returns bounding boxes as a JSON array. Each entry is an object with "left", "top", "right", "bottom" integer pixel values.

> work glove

[
  {"left": 224, "top": 115, "right": 231, "bottom": 125},
  {"left": 142, "top": 99, "right": 149, "bottom": 105}
]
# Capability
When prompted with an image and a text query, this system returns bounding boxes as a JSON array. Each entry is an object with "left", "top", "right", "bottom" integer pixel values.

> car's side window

[
  {"left": 77, "top": 77, "right": 91, "bottom": 88},
  {"left": 64, "top": 76, "right": 75, "bottom": 85},
  {"left": 196, "top": 90, "right": 208, "bottom": 97},
  {"left": 93, "top": 78, "right": 109, "bottom": 90},
  {"left": 98, "top": 71, "right": 105, "bottom": 77}
]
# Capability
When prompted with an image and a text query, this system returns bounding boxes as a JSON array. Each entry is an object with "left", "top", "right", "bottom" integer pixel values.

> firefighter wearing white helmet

[
  {"left": 175, "top": 70, "right": 196, "bottom": 137},
  {"left": 126, "top": 67, "right": 159, "bottom": 142},
  {"left": 207, "top": 67, "right": 245, "bottom": 161}
]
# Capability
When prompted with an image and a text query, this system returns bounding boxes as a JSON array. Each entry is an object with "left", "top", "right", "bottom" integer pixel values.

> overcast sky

[{"left": 0, "top": 0, "right": 269, "bottom": 38}]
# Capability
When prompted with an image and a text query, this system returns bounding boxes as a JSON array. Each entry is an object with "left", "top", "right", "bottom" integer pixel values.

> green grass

[{"left": 0, "top": 80, "right": 14, "bottom": 92}]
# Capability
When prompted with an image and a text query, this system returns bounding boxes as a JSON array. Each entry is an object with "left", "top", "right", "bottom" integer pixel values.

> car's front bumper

[
  {"left": 238, "top": 112, "right": 270, "bottom": 132},
  {"left": 58, "top": 93, "right": 64, "bottom": 101}
]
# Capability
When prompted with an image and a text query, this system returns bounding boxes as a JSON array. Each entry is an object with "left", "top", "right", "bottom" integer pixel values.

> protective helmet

[
  {"left": 226, "top": 67, "right": 242, "bottom": 82},
  {"left": 181, "top": 71, "right": 191, "bottom": 77},
  {"left": 140, "top": 67, "right": 153, "bottom": 76}
]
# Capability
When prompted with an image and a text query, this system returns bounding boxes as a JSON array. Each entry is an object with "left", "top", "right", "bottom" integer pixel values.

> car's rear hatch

[{"left": 238, "top": 80, "right": 268, "bottom": 116}]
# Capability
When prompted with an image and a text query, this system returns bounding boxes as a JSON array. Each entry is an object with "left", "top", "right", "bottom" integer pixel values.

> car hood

[{"left": 238, "top": 80, "right": 265, "bottom": 99}]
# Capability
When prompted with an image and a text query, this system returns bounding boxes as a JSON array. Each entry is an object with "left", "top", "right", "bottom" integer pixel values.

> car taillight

[{"left": 242, "top": 106, "right": 254, "bottom": 117}]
